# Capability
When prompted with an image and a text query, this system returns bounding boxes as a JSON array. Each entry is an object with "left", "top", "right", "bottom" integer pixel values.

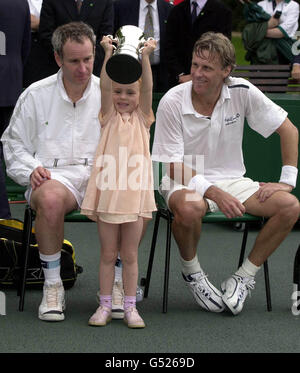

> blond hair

[{"left": 193, "top": 32, "right": 236, "bottom": 72}]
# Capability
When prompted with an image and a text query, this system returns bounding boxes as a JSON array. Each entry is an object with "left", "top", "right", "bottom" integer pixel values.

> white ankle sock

[
  {"left": 40, "top": 252, "right": 62, "bottom": 285},
  {"left": 180, "top": 254, "right": 201, "bottom": 276},
  {"left": 236, "top": 258, "right": 260, "bottom": 278}
]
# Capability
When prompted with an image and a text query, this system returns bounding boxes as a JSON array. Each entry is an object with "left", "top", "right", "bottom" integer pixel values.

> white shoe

[
  {"left": 136, "top": 285, "right": 144, "bottom": 302},
  {"left": 96, "top": 281, "right": 124, "bottom": 319},
  {"left": 38, "top": 282, "right": 65, "bottom": 321},
  {"left": 221, "top": 274, "right": 255, "bottom": 315},
  {"left": 111, "top": 281, "right": 124, "bottom": 319},
  {"left": 182, "top": 271, "right": 225, "bottom": 313}
]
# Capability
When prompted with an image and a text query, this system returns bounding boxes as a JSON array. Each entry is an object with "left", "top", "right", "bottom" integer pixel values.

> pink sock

[
  {"left": 100, "top": 295, "right": 112, "bottom": 309},
  {"left": 124, "top": 295, "right": 136, "bottom": 312}
]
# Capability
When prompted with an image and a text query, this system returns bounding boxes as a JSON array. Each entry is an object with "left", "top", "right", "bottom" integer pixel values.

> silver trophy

[{"left": 106, "top": 25, "right": 149, "bottom": 84}]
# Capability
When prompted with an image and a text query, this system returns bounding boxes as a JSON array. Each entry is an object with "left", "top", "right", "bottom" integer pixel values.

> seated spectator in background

[
  {"left": 152, "top": 32, "right": 299, "bottom": 316},
  {"left": 242, "top": 0, "right": 299, "bottom": 64},
  {"left": 165, "top": 0, "right": 232, "bottom": 88},
  {"left": 292, "top": 54, "right": 300, "bottom": 80},
  {"left": 0, "top": 0, "right": 31, "bottom": 219},
  {"left": 39, "top": 0, "right": 114, "bottom": 78},
  {"left": 113, "top": 0, "right": 172, "bottom": 93},
  {"left": 23, "top": 0, "right": 52, "bottom": 87},
  {"left": 2, "top": 22, "right": 101, "bottom": 322}
]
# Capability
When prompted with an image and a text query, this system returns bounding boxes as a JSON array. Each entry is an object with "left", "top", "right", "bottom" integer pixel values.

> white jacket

[{"left": 2, "top": 70, "right": 101, "bottom": 186}]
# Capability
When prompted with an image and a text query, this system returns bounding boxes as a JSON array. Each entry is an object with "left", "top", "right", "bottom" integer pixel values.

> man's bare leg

[
  {"left": 169, "top": 190, "right": 206, "bottom": 261},
  {"left": 168, "top": 189, "right": 225, "bottom": 312},
  {"left": 30, "top": 180, "right": 78, "bottom": 255},
  {"left": 244, "top": 190, "right": 300, "bottom": 265},
  {"left": 30, "top": 180, "right": 77, "bottom": 321},
  {"left": 222, "top": 190, "right": 300, "bottom": 315}
]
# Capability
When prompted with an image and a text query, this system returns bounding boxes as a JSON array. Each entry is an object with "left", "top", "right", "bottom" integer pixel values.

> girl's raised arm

[
  {"left": 139, "top": 39, "right": 157, "bottom": 116},
  {"left": 99, "top": 36, "right": 114, "bottom": 118}
]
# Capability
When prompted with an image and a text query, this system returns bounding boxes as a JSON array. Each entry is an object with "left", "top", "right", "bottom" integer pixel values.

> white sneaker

[
  {"left": 96, "top": 282, "right": 124, "bottom": 319},
  {"left": 111, "top": 281, "right": 124, "bottom": 319},
  {"left": 182, "top": 271, "right": 225, "bottom": 312},
  {"left": 221, "top": 274, "right": 255, "bottom": 315},
  {"left": 38, "top": 282, "right": 65, "bottom": 321},
  {"left": 136, "top": 285, "right": 144, "bottom": 302}
]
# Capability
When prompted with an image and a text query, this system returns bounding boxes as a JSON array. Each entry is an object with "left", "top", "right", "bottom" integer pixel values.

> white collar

[
  {"left": 57, "top": 69, "right": 92, "bottom": 103},
  {"left": 182, "top": 80, "right": 230, "bottom": 116},
  {"left": 141, "top": 0, "right": 157, "bottom": 11}
]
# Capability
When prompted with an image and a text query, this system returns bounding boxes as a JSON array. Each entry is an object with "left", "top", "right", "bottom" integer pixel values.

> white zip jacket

[{"left": 1, "top": 70, "right": 101, "bottom": 186}]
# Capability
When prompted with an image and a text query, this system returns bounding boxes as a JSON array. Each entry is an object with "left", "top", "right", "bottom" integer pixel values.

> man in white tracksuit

[{"left": 2, "top": 22, "right": 101, "bottom": 321}]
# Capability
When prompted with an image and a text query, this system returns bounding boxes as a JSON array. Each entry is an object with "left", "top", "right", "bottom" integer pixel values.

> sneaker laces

[
  {"left": 237, "top": 276, "right": 255, "bottom": 300},
  {"left": 45, "top": 285, "right": 59, "bottom": 308},
  {"left": 190, "top": 272, "right": 212, "bottom": 299},
  {"left": 112, "top": 281, "right": 124, "bottom": 306}
]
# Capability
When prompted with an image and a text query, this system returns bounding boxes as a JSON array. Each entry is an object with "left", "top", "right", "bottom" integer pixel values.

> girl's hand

[
  {"left": 141, "top": 38, "right": 157, "bottom": 57},
  {"left": 100, "top": 35, "right": 115, "bottom": 54}
]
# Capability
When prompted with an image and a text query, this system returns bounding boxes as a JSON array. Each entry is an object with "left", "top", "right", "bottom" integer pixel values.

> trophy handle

[
  {"left": 138, "top": 37, "right": 155, "bottom": 53},
  {"left": 106, "top": 34, "right": 118, "bottom": 50}
]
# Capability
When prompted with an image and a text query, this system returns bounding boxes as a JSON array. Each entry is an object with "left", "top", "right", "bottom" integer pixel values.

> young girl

[{"left": 81, "top": 36, "right": 157, "bottom": 328}]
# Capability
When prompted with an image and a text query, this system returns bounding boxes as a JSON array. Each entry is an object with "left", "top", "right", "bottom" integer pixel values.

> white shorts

[
  {"left": 25, "top": 165, "right": 93, "bottom": 208},
  {"left": 160, "top": 175, "right": 260, "bottom": 212}
]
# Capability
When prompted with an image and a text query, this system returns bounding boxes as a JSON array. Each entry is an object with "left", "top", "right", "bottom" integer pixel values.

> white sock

[
  {"left": 114, "top": 255, "right": 122, "bottom": 282},
  {"left": 40, "top": 252, "right": 62, "bottom": 285},
  {"left": 180, "top": 254, "right": 201, "bottom": 276},
  {"left": 235, "top": 258, "right": 261, "bottom": 278}
]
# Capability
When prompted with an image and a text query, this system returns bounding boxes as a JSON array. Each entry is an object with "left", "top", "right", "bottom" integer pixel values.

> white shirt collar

[
  {"left": 182, "top": 80, "right": 230, "bottom": 116},
  {"left": 141, "top": 0, "right": 157, "bottom": 11},
  {"left": 190, "top": 0, "right": 208, "bottom": 12},
  {"left": 57, "top": 69, "right": 93, "bottom": 103}
]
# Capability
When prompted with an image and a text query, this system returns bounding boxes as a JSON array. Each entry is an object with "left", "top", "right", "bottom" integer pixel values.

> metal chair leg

[
  {"left": 238, "top": 223, "right": 248, "bottom": 267},
  {"left": 162, "top": 211, "right": 173, "bottom": 313},
  {"left": 18, "top": 206, "right": 34, "bottom": 311},
  {"left": 292, "top": 244, "right": 300, "bottom": 314},
  {"left": 263, "top": 260, "right": 272, "bottom": 312},
  {"left": 144, "top": 211, "right": 161, "bottom": 298},
  {"left": 238, "top": 221, "right": 272, "bottom": 311}
]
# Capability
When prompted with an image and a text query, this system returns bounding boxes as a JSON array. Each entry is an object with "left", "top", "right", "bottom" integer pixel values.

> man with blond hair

[{"left": 152, "top": 32, "right": 300, "bottom": 315}]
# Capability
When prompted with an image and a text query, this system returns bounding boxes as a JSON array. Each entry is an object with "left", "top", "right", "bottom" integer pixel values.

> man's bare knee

[
  {"left": 173, "top": 201, "right": 206, "bottom": 227},
  {"left": 32, "top": 181, "right": 76, "bottom": 215},
  {"left": 278, "top": 194, "right": 300, "bottom": 224}
]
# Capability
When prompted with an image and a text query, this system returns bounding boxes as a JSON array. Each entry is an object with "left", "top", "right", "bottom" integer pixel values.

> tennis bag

[{"left": 0, "top": 219, "right": 83, "bottom": 289}]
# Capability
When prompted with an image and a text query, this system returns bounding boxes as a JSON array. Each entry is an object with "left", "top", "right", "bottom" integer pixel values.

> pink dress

[{"left": 81, "top": 106, "right": 157, "bottom": 223}]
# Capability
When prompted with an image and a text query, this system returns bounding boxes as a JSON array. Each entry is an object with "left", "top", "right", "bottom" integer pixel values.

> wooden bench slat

[{"left": 231, "top": 64, "right": 300, "bottom": 93}]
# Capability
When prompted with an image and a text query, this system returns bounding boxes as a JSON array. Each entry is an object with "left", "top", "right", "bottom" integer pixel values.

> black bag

[{"left": 0, "top": 219, "right": 83, "bottom": 289}]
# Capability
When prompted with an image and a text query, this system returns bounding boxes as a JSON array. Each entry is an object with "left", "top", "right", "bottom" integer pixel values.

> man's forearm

[
  {"left": 266, "top": 27, "right": 284, "bottom": 38},
  {"left": 167, "top": 162, "right": 195, "bottom": 185}
]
